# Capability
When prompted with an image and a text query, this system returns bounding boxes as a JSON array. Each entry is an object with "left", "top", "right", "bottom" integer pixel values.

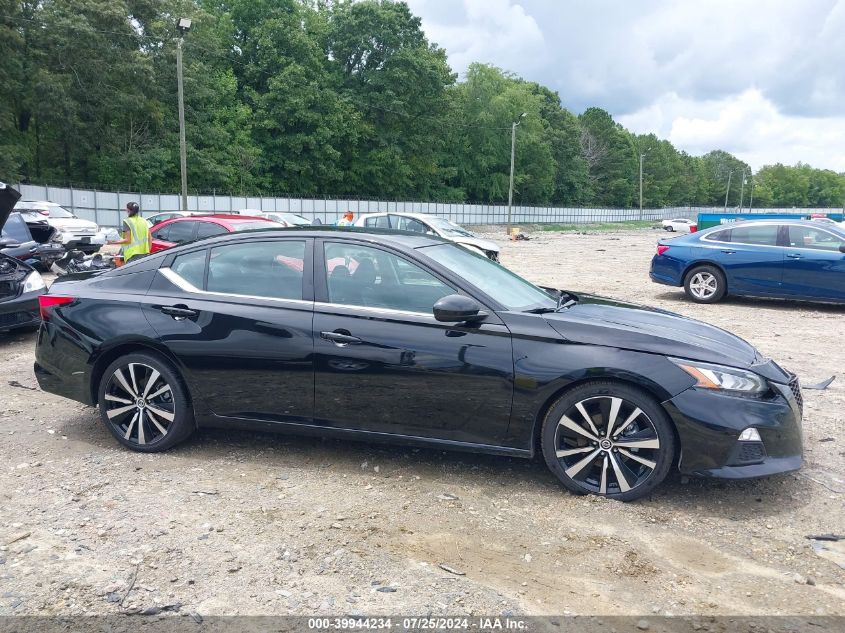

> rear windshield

[{"left": 1, "top": 213, "right": 32, "bottom": 242}]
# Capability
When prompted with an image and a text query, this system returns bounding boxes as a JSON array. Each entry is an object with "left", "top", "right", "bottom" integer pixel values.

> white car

[
  {"left": 15, "top": 200, "right": 104, "bottom": 253},
  {"left": 240, "top": 210, "right": 312, "bottom": 227},
  {"left": 144, "top": 211, "right": 208, "bottom": 226},
  {"left": 661, "top": 218, "right": 698, "bottom": 233},
  {"left": 353, "top": 212, "right": 500, "bottom": 260}
]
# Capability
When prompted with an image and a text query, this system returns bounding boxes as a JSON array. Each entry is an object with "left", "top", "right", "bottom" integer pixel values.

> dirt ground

[{"left": 1, "top": 227, "right": 844, "bottom": 620}]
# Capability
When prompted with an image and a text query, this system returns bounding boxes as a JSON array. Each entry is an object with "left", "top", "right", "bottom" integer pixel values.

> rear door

[
  {"left": 701, "top": 224, "right": 784, "bottom": 294},
  {"left": 781, "top": 225, "right": 845, "bottom": 301},
  {"left": 142, "top": 237, "right": 315, "bottom": 422}
]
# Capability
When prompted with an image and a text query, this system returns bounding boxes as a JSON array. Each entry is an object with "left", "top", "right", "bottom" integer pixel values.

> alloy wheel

[
  {"left": 103, "top": 363, "right": 175, "bottom": 446},
  {"left": 554, "top": 396, "right": 661, "bottom": 495},
  {"left": 688, "top": 271, "right": 719, "bottom": 300}
]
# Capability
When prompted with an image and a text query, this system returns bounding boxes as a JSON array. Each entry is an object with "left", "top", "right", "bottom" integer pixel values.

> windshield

[
  {"left": 427, "top": 217, "right": 475, "bottom": 237},
  {"left": 17, "top": 202, "right": 75, "bottom": 218},
  {"left": 273, "top": 212, "right": 311, "bottom": 226},
  {"left": 419, "top": 243, "right": 555, "bottom": 311},
  {"left": 232, "top": 221, "right": 277, "bottom": 232}
]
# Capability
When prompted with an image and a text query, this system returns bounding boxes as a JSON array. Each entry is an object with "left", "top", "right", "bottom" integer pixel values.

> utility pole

[
  {"left": 506, "top": 112, "right": 526, "bottom": 236},
  {"left": 176, "top": 18, "right": 192, "bottom": 211},
  {"left": 739, "top": 172, "right": 746, "bottom": 210},
  {"left": 724, "top": 171, "right": 733, "bottom": 211},
  {"left": 639, "top": 153, "right": 645, "bottom": 220},
  {"left": 748, "top": 173, "right": 754, "bottom": 211}
]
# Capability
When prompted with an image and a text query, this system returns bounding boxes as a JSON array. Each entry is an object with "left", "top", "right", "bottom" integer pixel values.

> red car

[{"left": 149, "top": 215, "right": 279, "bottom": 253}]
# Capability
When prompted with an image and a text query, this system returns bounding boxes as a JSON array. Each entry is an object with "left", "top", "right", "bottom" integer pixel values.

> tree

[{"left": 578, "top": 108, "right": 638, "bottom": 206}]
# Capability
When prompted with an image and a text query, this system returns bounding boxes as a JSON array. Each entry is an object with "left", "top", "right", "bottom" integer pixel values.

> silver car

[{"left": 354, "top": 212, "right": 500, "bottom": 260}]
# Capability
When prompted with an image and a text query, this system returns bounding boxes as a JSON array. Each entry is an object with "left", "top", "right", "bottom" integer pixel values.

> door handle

[
  {"left": 786, "top": 253, "right": 803, "bottom": 259},
  {"left": 720, "top": 249, "right": 736, "bottom": 254},
  {"left": 320, "top": 330, "right": 362, "bottom": 346},
  {"left": 161, "top": 305, "right": 198, "bottom": 320}
]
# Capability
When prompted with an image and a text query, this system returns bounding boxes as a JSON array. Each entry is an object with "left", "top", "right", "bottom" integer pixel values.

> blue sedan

[{"left": 650, "top": 220, "right": 845, "bottom": 304}]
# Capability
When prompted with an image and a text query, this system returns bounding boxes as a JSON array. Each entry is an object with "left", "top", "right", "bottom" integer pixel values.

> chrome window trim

[
  {"left": 159, "top": 267, "right": 312, "bottom": 307},
  {"left": 313, "top": 301, "right": 436, "bottom": 320}
]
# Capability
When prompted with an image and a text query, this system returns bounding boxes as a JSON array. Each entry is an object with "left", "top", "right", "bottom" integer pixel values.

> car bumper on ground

[
  {"left": 663, "top": 381, "right": 803, "bottom": 479},
  {"left": 0, "top": 289, "right": 43, "bottom": 332}
]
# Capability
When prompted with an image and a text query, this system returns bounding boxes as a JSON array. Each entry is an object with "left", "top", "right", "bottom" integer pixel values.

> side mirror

[
  {"left": 433, "top": 294, "right": 487, "bottom": 323},
  {"left": 0, "top": 238, "right": 21, "bottom": 250},
  {"left": 839, "top": 244, "right": 845, "bottom": 254}
]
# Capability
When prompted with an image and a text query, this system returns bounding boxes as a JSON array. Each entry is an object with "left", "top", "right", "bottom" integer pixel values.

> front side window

[
  {"left": 207, "top": 240, "right": 305, "bottom": 300},
  {"left": 419, "top": 243, "right": 555, "bottom": 312},
  {"left": 324, "top": 242, "right": 453, "bottom": 313},
  {"left": 391, "top": 215, "right": 429, "bottom": 234},
  {"left": 725, "top": 225, "right": 779, "bottom": 246},
  {"left": 365, "top": 215, "right": 391, "bottom": 229},
  {"left": 165, "top": 221, "right": 196, "bottom": 244},
  {"left": 787, "top": 226, "right": 845, "bottom": 251},
  {"left": 196, "top": 221, "right": 228, "bottom": 239}
]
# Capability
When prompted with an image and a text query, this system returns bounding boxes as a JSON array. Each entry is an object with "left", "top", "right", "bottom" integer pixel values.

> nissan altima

[{"left": 34, "top": 226, "right": 803, "bottom": 500}]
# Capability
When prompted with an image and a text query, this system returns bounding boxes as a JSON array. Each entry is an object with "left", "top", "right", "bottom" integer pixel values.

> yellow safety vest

[{"left": 123, "top": 215, "right": 151, "bottom": 259}]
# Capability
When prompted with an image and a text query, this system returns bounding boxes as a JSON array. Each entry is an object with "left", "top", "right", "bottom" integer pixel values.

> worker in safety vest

[
  {"left": 108, "top": 201, "right": 151, "bottom": 262},
  {"left": 336, "top": 210, "right": 354, "bottom": 226}
]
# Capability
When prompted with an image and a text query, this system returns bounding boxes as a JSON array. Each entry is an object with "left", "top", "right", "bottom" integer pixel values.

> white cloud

[
  {"left": 406, "top": 0, "right": 546, "bottom": 78},
  {"left": 619, "top": 90, "right": 845, "bottom": 171},
  {"left": 405, "top": 0, "right": 845, "bottom": 171}
]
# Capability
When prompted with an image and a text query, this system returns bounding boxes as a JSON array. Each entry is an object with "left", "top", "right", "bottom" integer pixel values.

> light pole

[
  {"left": 723, "top": 170, "right": 733, "bottom": 211},
  {"left": 506, "top": 112, "right": 527, "bottom": 236},
  {"left": 748, "top": 171, "right": 755, "bottom": 211},
  {"left": 176, "top": 17, "right": 192, "bottom": 211},
  {"left": 739, "top": 171, "right": 746, "bottom": 210}
]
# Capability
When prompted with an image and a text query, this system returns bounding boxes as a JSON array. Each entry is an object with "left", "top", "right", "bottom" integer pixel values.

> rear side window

[
  {"left": 171, "top": 249, "right": 206, "bottom": 289},
  {"left": 706, "top": 229, "right": 731, "bottom": 242},
  {"left": 196, "top": 222, "right": 228, "bottom": 239},
  {"left": 207, "top": 240, "right": 306, "bottom": 300},
  {"left": 726, "top": 225, "right": 779, "bottom": 246},
  {"left": 151, "top": 224, "right": 171, "bottom": 241},
  {"left": 1, "top": 214, "right": 31, "bottom": 242}
]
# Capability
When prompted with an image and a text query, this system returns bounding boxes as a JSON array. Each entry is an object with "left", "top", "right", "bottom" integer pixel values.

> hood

[
  {"left": 454, "top": 235, "right": 500, "bottom": 253},
  {"left": 50, "top": 217, "right": 98, "bottom": 229},
  {"left": 543, "top": 292, "right": 770, "bottom": 371},
  {"left": 0, "top": 183, "right": 21, "bottom": 231}
]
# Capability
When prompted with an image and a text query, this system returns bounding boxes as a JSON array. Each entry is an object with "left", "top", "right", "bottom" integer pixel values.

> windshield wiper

[{"left": 523, "top": 292, "right": 579, "bottom": 314}]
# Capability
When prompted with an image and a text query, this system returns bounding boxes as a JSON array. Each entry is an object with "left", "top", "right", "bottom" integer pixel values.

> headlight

[
  {"left": 670, "top": 358, "right": 767, "bottom": 394},
  {"left": 23, "top": 271, "right": 47, "bottom": 293}
]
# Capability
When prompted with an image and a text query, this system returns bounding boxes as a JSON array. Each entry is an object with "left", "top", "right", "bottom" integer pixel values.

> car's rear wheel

[
  {"left": 684, "top": 265, "right": 726, "bottom": 303},
  {"left": 541, "top": 381, "right": 676, "bottom": 501},
  {"left": 97, "top": 352, "right": 194, "bottom": 452}
]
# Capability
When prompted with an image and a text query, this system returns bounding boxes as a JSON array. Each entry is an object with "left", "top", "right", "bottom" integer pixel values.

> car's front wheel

[
  {"left": 541, "top": 381, "right": 676, "bottom": 501},
  {"left": 684, "top": 265, "right": 726, "bottom": 303},
  {"left": 97, "top": 352, "right": 195, "bottom": 452}
]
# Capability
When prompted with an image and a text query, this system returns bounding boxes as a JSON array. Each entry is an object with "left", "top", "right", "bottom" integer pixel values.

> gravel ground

[{"left": 1, "top": 227, "right": 843, "bottom": 619}]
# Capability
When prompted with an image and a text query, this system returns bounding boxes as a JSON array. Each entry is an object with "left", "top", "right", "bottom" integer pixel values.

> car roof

[
  {"left": 697, "top": 219, "right": 845, "bottom": 239},
  {"left": 357, "top": 211, "right": 444, "bottom": 221},
  {"left": 164, "top": 213, "right": 270, "bottom": 223}
]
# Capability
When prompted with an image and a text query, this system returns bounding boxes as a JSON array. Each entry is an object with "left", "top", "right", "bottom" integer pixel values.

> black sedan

[{"left": 34, "top": 226, "right": 803, "bottom": 500}]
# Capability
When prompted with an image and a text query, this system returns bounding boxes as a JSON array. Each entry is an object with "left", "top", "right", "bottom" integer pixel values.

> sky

[{"left": 404, "top": 0, "right": 845, "bottom": 172}]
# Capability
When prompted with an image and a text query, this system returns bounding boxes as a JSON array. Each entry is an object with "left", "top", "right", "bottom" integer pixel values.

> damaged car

[
  {"left": 0, "top": 210, "right": 66, "bottom": 271},
  {"left": 0, "top": 184, "right": 48, "bottom": 333}
]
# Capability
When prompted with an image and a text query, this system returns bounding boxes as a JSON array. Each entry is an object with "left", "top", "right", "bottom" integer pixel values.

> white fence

[{"left": 15, "top": 183, "right": 843, "bottom": 228}]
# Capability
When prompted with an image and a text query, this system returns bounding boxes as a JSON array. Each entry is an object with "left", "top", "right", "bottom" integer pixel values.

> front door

[
  {"left": 781, "top": 225, "right": 845, "bottom": 301},
  {"left": 312, "top": 240, "right": 514, "bottom": 446},
  {"left": 708, "top": 223, "right": 784, "bottom": 294},
  {"left": 142, "top": 237, "right": 315, "bottom": 422}
]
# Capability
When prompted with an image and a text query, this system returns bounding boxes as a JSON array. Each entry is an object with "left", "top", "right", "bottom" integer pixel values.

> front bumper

[
  {"left": 664, "top": 381, "right": 803, "bottom": 479},
  {"left": 0, "top": 289, "right": 43, "bottom": 332}
]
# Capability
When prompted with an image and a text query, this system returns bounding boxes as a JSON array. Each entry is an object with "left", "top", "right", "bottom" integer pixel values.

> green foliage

[{"left": 2, "top": 0, "right": 843, "bottom": 209}]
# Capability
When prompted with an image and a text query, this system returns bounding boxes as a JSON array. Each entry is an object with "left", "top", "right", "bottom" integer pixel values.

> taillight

[
  {"left": 690, "top": 225, "right": 698, "bottom": 233},
  {"left": 656, "top": 245, "right": 670, "bottom": 256},
  {"left": 38, "top": 295, "right": 75, "bottom": 320},
  {"left": 39, "top": 210, "right": 50, "bottom": 216}
]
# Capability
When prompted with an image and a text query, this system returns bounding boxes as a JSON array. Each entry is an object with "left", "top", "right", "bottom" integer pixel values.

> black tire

[
  {"left": 665, "top": 225, "right": 674, "bottom": 232},
  {"left": 683, "top": 264, "right": 726, "bottom": 303},
  {"left": 97, "top": 352, "right": 194, "bottom": 452},
  {"left": 541, "top": 381, "right": 676, "bottom": 501}
]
